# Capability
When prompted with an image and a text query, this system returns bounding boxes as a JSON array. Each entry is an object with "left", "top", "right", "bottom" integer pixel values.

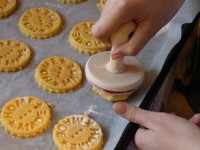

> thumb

[{"left": 113, "top": 102, "right": 157, "bottom": 129}]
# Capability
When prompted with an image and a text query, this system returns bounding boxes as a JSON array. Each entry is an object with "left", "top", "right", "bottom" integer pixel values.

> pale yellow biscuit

[
  {"left": 53, "top": 115, "right": 103, "bottom": 150},
  {"left": 0, "top": 0, "right": 16, "bottom": 18},
  {"left": 92, "top": 87, "right": 130, "bottom": 102},
  {"left": 35, "top": 56, "right": 83, "bottom": 93},
  {"left": 69, "top": 21, "right": 109, "bottom": 55},
  {"left": 59, "top": 0, "right": 86, "bottom": 4},
  {"left": 0, "top": 96, "right": 52, "bottom": 138},
  {"left": 0, "top": 39, "right": 31, "bottom": 72},
  {"left": 18, "top": 8, "right": 63, "bottom": 39},
  {"left": 97, "top": 0, "right": 106, "bottom": 11}
]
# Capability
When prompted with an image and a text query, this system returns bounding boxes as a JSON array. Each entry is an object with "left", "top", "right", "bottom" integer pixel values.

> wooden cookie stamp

[{"left": 85, "top": 22, "right": 145, "bottom": 101}]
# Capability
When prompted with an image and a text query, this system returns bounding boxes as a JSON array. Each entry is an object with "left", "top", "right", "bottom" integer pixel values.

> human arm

[
  {"left": 113, "top": 102, "right": 200, "bottom": 150},
  {"left": 92, "top": 0, "right": 184, "bottom": 59}
]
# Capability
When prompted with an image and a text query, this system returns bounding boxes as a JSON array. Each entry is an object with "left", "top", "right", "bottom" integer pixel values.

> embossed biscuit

[
  {"left": 18, "top": 8, "right": 63, "bottom": 39},
  {"left": 53, "top": 115, "right": 103, "bottom": 150},
  {"left": 0, "top": 39, "right": 31, "bottom": 72},
  {"left": 97, "top": 0, "right": 106, "bottom": 11},
  {"left": 0, "top": 96, "right": 52, "bottom": 138},
  {"left": 59, "top": 0, "right": 86, "bottom": 4},
  {"left": 69, "top": 21, "right": 109, "bottom": 55},
  {"left": 35, "top": 56, "right": 83, "bottom": 93},
  {"left": 0, "top": 0, "right": 16, "bottom": 18}
]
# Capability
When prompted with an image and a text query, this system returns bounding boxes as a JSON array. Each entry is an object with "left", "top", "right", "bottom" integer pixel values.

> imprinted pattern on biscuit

[
  {"left": 69, "top": 21, "right": 109, "bottom": 55},
  {"left": 18, "top": 8, "right": 63, "bottom": 39},
  {"left": 0, "top": 39, "right": 31, "bottom": 72},
  {"left": 0, "top": 0, "right": 16, "bottom": 18},
  {"left": 35, "top": 56, "right": 83, "bottom": 93},
  {"left": 53, "top": 115, "right": 103, "bottom": 150},
  {"left": 0, "top": 96, "right": 51, "bottom": 138},
  {"left": 97, "top": 0, "right": 106, "bottom": 11}
]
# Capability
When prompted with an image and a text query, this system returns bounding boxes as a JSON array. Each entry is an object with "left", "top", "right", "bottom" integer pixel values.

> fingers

[
  {"left": 190, "top": 114, "right": 200, "bottom": 127},
  {"left": 113, "top": 102, "right": 158, "bottom": 129},
  {"left": 134, "top": 128, "right": 153, "bottom": 149},
  {"left": 92, "top": 0, "right": 131, "bottom": 44},
  {"left": 111, "top": 21, "right": 158, "bottom": 59}
]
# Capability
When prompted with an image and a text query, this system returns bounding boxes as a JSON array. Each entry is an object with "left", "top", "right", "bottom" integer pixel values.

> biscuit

[
  {"left": 0, "top": 39, "right": 31, "bottom": 72},
  {"left": 69, "top": 21, "right": 109, "bottom": 55},
  {"left": 59, "top": 0, "right": 86, "bottom": 4},
  {"left": 92, "top": 87, "right": 130, "bottom": 102},
  {"left": 53, "top": 114, "right": 103, "bottom": 150},
  {"left": 97, "top": 0, "right": 106, "bottom": 11},
  {"left": 0, "top": 0, "right": 16, "bottom": 18},
  {"left": 18, "top": 8, "right": 63, "bottom": 39},
  {"left": 35, "top": 56, "right": 83, "bottom": 93},
  {"left": 0, "top": 96, "right": 52, "bottom": 138}
]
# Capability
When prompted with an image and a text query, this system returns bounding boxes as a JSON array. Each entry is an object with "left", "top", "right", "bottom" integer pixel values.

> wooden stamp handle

[{"left": 106, "top": 22, "right": 137, "bottom": 73}]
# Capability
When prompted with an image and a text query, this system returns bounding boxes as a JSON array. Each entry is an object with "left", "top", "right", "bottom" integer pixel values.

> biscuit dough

[
  {"left": 97, "top": 0, "right": 106, "bottom": 11},
  {"left": 59, "top": 0, "right": 86, "bottom": 4},
  {"left": 69, "top": 21, "right": 109, "bottom": 55},
  {"left": 0, "top": 39, "right": 31, "bottom": 72},
  {"left": 53, "top": 115, "right": 103, "bottom": 150},
  {"left": 0, "top": 96, "right": 51, "bottom": 138},
  {"left": 0, "top": 0, "right": 16, "bottom": 18},
  {"left": 35, "top": 56, "right": 83, "bottom": 93},
  {"left": 92, "top": 86, "right": 131, "bottom": 101},
  {"left": 18, "top": 8, "right": 63, "bottom": 39}
]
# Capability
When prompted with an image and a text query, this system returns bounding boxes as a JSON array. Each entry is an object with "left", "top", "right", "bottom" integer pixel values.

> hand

[
  {"left": 92, "top": 0, "right": 184, "bottom": 59},
  {"left": 113, "top": 102, "right": 200, "bottom": 150},
  {"left": 190, "top": 113, "right": 200, "bottom": 127}
]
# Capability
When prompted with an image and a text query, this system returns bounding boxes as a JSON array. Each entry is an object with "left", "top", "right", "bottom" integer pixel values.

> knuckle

[
  {"left": 154, "top": 112, "right": 172, "bottom": 126},
  {"left": 194, "top": 113, "right": 200, "bottom": 118},
  {"left": 92, "top": 25, "right": 108, "bottom": 42},
  {"left": 127, "top": 43, "right": 141, "bottom": 55},
  {"left": 128, "top": 107, "right": 139, "bottom": 123},
  {"left": 125, "top": 45, "right": 137, "bottom": 56},
  {"left": 118, "top": 0, "right": 129, "bottom": 9}
]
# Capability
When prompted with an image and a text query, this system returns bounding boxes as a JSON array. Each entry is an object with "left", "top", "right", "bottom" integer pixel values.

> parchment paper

[{"left": 0, "top": 0, "right": 199, "bottom": 150}]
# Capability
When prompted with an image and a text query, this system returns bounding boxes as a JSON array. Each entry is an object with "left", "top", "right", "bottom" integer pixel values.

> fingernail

[{"left": 113, "top": 102, "right": 127, "bottom": 115}]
